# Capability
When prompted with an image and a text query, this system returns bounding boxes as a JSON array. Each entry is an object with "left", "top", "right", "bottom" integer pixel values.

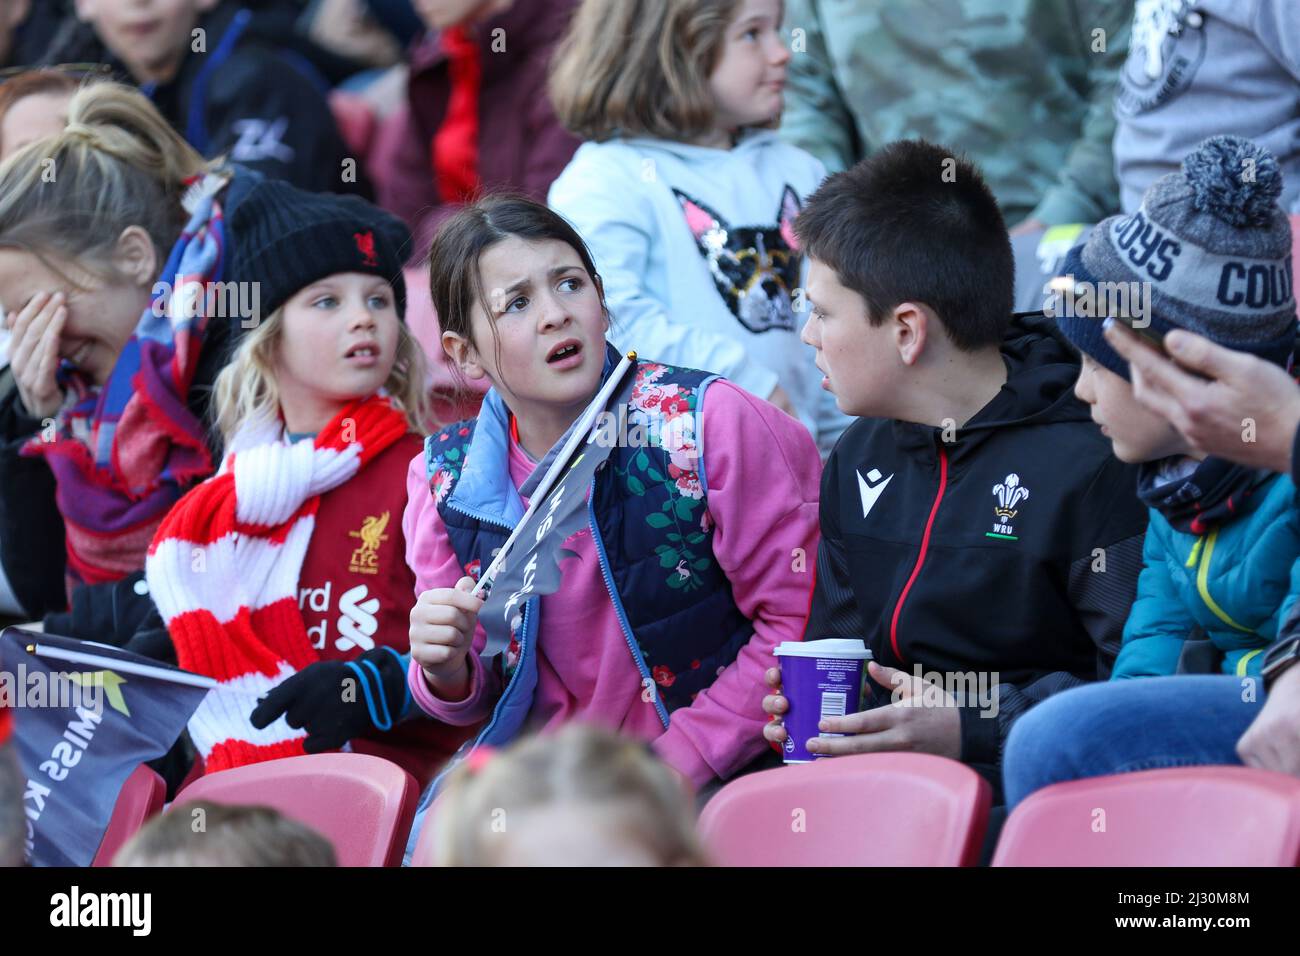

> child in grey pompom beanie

[{"left": 1055, "top": 135, "right": 1296, "bottom": 380}]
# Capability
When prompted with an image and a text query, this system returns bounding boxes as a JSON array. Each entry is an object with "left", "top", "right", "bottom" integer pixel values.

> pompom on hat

[{"left": 1053, "top": 135, "right": 1296, "bottom": 380}]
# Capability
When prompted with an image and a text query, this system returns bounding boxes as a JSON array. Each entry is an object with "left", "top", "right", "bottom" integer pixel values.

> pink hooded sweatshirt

[{"left": 403, "top": 379, "right": 821, "bottom": 788}]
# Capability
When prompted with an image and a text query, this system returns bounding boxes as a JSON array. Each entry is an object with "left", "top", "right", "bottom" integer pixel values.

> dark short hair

[{"left": 795, "top": 140, "right": 1013, "bottom": 351}]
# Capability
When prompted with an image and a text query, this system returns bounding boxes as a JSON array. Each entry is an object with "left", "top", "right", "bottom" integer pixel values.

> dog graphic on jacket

[{"left": 674, "top": 186, "right": 803, "bottom": 334}]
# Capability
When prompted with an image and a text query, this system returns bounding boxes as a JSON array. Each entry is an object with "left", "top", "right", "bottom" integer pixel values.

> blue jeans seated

[{"left": 1002, "top": 675, "right": 1264, "bottom": 810}]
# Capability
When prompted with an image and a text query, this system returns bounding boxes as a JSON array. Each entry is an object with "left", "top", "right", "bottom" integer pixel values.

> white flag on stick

[{"left": 475, "top": 351, "right": 637, "bottom": 657}]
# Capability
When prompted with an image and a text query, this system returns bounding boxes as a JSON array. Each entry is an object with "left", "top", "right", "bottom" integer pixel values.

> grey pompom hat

[{"left": 1055, "top": 135, "right": 1296, "bottom": 380}]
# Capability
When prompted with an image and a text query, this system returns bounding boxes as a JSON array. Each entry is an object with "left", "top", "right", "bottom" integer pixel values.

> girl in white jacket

[{"left": 547, "top": 0, "right": 847, "bottom": 454}]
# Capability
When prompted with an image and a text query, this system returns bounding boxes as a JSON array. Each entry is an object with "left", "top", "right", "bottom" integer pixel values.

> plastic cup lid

[{"left": 773, "top": 638, "right": 872, "bottom": 659}]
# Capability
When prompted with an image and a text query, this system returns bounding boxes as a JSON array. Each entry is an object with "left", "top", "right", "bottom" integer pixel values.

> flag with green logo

[{"left": 0, "top": 627, "right": 213, "bottom": 866}]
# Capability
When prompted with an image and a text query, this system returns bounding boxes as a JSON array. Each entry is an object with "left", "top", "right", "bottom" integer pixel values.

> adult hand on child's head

[
  {"left": 8, "top": 290, "right": 67, "bottom": 420},
  {"left": 761, "top": 665, "right": 788, "bottom": 747},
  {"left": 409, "top": 575, "right": 483, "bottom": 698},
  {"left": 1236, "top": 663, "right": 1300, "bottom": 777},
  {"left": 805, "top": 661, "right": 962, "bottom": 759},
  {"left": 1103, "top": 321, "right": 1300, "bottom": 474}
]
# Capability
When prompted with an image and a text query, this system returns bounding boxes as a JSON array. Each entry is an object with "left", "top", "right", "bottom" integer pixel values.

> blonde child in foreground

[{"left": 432, "top": 724, "right": 709, "bottom": 866}]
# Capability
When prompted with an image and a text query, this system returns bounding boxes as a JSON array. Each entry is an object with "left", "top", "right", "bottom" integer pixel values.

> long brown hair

[{"left": 548, "top": 0, "right": 740, "bottom": 142}]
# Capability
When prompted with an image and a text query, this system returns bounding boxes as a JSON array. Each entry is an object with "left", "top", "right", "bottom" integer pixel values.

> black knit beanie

[{"left": 227, "top": 179, "right": 413, "bottom": 322}]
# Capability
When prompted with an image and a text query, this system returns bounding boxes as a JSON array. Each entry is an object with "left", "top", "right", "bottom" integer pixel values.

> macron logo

[{"left": 856, "top": 468, "right": 893, "bottom": 519}]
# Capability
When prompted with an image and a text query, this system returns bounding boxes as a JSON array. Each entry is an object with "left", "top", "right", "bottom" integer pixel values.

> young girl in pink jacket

[{"left": 403, "top": 196, "right": 819, "bottom": 838}]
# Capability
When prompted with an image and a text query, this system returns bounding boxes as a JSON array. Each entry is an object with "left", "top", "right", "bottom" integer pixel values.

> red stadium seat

[
  {"left": 171, "top": 753, "right": 418, "bottom": 867},
  {"left": 697, "top": 753, "right": 991, "bottom": 866},
  {"left": 993, "top": 766, "right": 1300, "bottom": 866},
  {"left": 93, "top": 764, "right": 166, "bottom": 867}
]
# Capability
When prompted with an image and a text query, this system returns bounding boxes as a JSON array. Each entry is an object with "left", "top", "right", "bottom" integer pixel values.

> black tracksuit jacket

[{"left": 807, "top": 315, "right": 1149, "bottom": 797}]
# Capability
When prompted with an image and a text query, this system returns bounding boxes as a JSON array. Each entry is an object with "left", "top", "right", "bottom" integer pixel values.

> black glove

[{"left": 248, "top": 646, "right": 411, "bottom": 754}]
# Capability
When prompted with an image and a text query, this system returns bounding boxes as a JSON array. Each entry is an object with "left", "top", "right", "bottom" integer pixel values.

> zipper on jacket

[
  {"left": 420, "top": 598, "right": 532, "bottom": 822},
  {"left": 587, "top": 485, "right": 672, "bottom": 729},
  {"left": 888, "top": 444, "right": 949, "bottom": 665},
  {"left": 1236, "top": 648, "right": 1265, "bottom": 676},
  {"left": 1190, "top": 529, "right": 1253, "bottom": 634},
  {"left": 440, "top": 499, "right": 534, "bottom": 747}
]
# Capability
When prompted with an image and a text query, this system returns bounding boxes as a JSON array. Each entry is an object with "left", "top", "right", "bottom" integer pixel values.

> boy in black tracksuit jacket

[
  {"left": 807, "top": 314, "right": 1146, "bottom": 788},
  {"left": 762, "top": 142, "right": 1149, "bottom": 802},
  {"left": 82, "top": 1, "right": 367, "bottom": 196}
]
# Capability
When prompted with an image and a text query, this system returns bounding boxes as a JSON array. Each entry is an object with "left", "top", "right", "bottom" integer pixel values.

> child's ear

[
  {"left": 111, "top": 226, "right": 158, "bottom": 291},
  {"left": 893, "top": 302, "right": 928, "bottom": 367},
  {"left": 73, "top": 0, "right": 94, "bottom": 23},
  {"left": 442, "top": 330, "right": 487, "bottom": 382}
]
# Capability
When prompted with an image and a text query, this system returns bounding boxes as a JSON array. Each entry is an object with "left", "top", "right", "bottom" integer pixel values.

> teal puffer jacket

[{"left": 1113, "top": 472, "right": 1300, "bottom": 680}]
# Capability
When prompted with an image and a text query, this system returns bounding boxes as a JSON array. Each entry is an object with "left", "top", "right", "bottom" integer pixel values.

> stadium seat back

[
  {"left": 172, "top": 753, "right": 418, "bottom": 867},
  {"left": 93, "top": 764, "right": 167, "bottom": 867},
  {"left": 697, "top": 753, "right": 991, "bottom": 866},
  {"left": 993, "top": 766, "right": 1300, "bottom": 866}
]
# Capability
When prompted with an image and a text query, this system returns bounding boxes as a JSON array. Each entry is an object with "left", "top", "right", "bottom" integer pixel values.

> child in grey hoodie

[
  {"left": 547, "top": 0, "right": 847, "bottom": 454},
  {"left": 1115, "top": 0, "right": 1300, "bottom": 215}
]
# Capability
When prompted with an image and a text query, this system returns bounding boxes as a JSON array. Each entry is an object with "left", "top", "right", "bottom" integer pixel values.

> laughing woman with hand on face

[{"left": 0, "top": 82, "right": 259, "bottom": 632}]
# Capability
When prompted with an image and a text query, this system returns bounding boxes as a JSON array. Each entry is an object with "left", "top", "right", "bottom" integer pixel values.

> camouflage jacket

[{"left": 780, "top": 0, "right": 1133, "bottom": 226}]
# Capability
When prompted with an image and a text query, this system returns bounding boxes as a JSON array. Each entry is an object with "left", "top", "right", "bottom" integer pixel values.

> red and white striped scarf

[{"left": 145, "top": 395, "right": 409, "bottom": 773}]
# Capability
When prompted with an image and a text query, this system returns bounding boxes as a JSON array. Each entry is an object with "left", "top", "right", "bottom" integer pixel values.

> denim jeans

[{"left": 1002, "top": 676, "right": 1264, "bottom": 810}]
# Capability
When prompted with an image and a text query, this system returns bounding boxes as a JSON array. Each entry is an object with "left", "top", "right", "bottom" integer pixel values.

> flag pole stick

[
  {"left": 29, "top": 643, "right": 218, "bottom": 689},
  {"left": 469, "top": 350, "right": 636, "bottom": 598}
]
